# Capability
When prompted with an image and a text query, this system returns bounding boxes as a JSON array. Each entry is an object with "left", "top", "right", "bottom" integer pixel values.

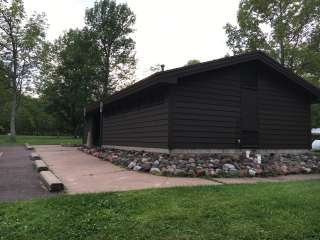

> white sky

[{"left": 23, "top": 0, "right": 240, "bottom": 79}]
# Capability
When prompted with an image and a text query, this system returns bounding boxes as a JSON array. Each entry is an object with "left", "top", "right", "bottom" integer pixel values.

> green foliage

[
  {"left": 0, "top": 0, "right": 47, "bottom": 138},
  {"left": 185, "top": 59, "right": 201, "bottom": 66},
  {"left": 1, "top": 181, "right": 320, "bottom": 239},
  {"left": 40, "top": 29, "right": 100, "bottom": 136},
  {"left": 34, "top": 0, "right": 138, "bottom": 137},
  {"left": 0, "top": 62, "right": 10, "bottom": 133},
  {"left": 224, "top": 0, "right": 320, "bottom": 126},
  {"left": 85, "top": 0, "right": 137, "bottom": 99},
  {"left": 16, "top": 96, "right": 59, "bottom": 135},
  {"left": 0, "top": 95, "right": 63, "bottom": 135},
  {"left": 224, "top": 0, "right": 320, "bottom": 69}
]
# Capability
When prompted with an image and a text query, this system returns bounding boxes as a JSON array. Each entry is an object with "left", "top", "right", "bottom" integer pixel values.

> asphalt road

[{"left": 0, "top": 145, "right": 54, "bottom": 202}]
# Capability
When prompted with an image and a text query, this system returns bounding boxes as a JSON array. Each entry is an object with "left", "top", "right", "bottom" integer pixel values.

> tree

[
  {"left": 301, "top": 27, "right": 320, "bottom": 86},
  {"left": 224, "top": 0, "right": 320, "bottom": 127},
  {"left": 304, "top": 26, "right": 320, "bottom": 127},
  {"left": 224, "top": 0, "right": 320, "bottom": 69},
  {"left": 0, "top": 0, "right": 47, "bottom": 140},
  {"left": 185, "top": 59, "right": 200, "bottom": 66},
  {"left": 85, "top": 0, "right": 136, "bottom": 100},
  {"left": 0, "top": 61, "right": 10, "bottom": 133},
  {"left": 41, "top": 29, "right": 99, "bottom": 137}
]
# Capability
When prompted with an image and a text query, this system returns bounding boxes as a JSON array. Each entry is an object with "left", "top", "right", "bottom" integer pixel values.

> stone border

[
  {"left": 24, "top": 143, "right": 34, "bottom": 150},
  {"left": 39, "top": 171, "right": 64, "bottom": 192},
  {"left": 29, "top": 152, "right": 41, "bottom": 161},
  {"left": 33, "top": 160, "right": 48, "bottom": 172},
  {"left": 80, "top": 146, "right": 320, "bottom": 178},
  {"left": 29, "top": 148, "right": 65, "bottom": 193}
]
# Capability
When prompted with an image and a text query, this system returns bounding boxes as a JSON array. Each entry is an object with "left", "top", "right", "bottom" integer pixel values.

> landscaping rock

[
  {"left": 248, "top": 168, "right": 256, "bottom": 177},
  {"left": 141, "top": 162, "right": 152, "bottom": 172},
  {"left": 174, "top": 169, "right": 186, "bottom": 177},
  {"left": 223, "top": 163, "right": 237, "bottom": 172},
  {"left": 79, "top": 145, "right": 320, "bottom": 178},
  {"left": 280, "top": 165, "right": 289, "bottom": 175},
  {"left": 162, "top": 167, "right": 175, "bottom": 176},
  {"left": 150, "top": 168, "right": 161, "bottom": 175},
  {"left": 133, "top": 165, "right": 142, "bottom": 171},
  {"left": 195, "top": 167, "right": 206, "bottom": 177},
  {"left": 127, "top": 161, "right": 136, "bottom": 169},
  {"left": 302, "top": 167, "right": 312, "bottom": 173},
  {"left": 239, "top": 169, "right": 248, "bottom": 177},
  {"left": 153, "top": 160, "right": 160, "bottom": 167}
]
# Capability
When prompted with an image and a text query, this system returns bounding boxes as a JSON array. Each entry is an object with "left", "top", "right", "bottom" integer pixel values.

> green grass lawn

[
  {"left": 1, "top": 181, "right": 320, "bottom": 240},
  {"left": 0, "top": 135, "right": 82, "bottom": 145}
]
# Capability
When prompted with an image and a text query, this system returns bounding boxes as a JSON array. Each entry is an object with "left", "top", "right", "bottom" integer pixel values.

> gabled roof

[{"left": 87, "top": 50, "right": 320, "bottom": 113}]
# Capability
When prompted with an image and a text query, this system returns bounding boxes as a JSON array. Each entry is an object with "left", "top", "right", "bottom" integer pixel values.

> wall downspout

[
  {"left": 83, "top": 107, "right": 86, "bottom": 145},
  {"left": 100, "top": 102, "right": 103, "bottom": 148},
  {"left": 168, "top": 86, "right": 175, "bottom": 154}
]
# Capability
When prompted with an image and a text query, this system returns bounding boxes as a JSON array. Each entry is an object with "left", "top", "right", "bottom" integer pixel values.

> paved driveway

[
  {"left": 35, "top": 145, "right": 220, "bottom": 194},
  {"left": 0, "top": 146, "right": 54, "bottom": 202}
]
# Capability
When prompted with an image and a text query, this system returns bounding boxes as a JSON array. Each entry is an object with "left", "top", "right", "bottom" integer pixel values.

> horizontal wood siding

[
  {"left": 170, "top": 68, "right": 241, "bottom": 149},
  {"left": 102, "top": 93, "right": 169, "bottom": 148},
  {"left": 258, "top": 66, "right": 311, "bottom": 149},
  {"left": 170, "top": 62, "right": 311, "bottom": 150}
]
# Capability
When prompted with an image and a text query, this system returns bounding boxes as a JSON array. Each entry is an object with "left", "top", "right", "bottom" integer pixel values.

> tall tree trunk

[
  {"left": 10, "top": 35, "right": 18, "bottom": 141},
  {"left": 279, "top": 0, "right": 285, "bottom": 66},
  {"left": 104, "top": 54, "right": 110, "bottom": 99},
  {"left": 280, "top": 40, "right": 285, "bottom": 66},
  {"left": 73, "top": 125, "right": 78, "bottom": 138},
  {"left": 10, "top": 91, "right": 16, "bottom": 140}
]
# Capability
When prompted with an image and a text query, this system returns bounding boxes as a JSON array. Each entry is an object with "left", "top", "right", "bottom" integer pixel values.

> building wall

[
  {"left": 102, "top": 86, "right": 169, "bottom": 148},
  {"left": 92, "top": 61, "right": 311, "bottom": 151},
  {"left": 170, "top": 62, "right": 311, "bottom": 150},
  {"left": 258, "top": 66, "right": 311, "bottom": 149},
  {"left": 169, "top": 67, "right": 241, "bottom": 149}
]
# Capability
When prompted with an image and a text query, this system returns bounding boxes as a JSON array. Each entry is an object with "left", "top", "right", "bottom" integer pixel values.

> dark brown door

[{"left": 240, "top": 65, "right": 258, "bottom": 148}]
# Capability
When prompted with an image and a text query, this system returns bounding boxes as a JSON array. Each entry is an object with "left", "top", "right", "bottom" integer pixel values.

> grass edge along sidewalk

[
  {"left": 1, "top": 180, "right": 320, "bottom": 240},
  {"left": 0, "top": 135, "right": 81, "bottom": 145}
]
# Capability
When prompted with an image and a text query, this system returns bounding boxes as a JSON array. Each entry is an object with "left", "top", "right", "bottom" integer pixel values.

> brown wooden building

[{"left": 84, "top": 51, "right": 320, "bottom": 153}]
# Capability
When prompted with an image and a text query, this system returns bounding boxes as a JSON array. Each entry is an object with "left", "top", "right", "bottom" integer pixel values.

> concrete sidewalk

[
  {"left": 35, "top": 145, "right": 320, "bottom": 194},
  {"left": 35, "top": 145, "right": 219, "bottom": 194}
]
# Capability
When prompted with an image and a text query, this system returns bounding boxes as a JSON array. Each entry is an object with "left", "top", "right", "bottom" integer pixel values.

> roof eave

[{"left": 86, "top": 77, "right": 178, "bottom": 113}]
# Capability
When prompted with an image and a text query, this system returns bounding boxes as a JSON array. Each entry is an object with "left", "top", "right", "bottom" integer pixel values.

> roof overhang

[{"left": 86, "top": 51, "right": 320, "bottom": 113}]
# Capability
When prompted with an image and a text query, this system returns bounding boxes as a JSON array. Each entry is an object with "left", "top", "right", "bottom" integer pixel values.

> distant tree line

[
  {"left": 0, "top": 0, "right": 137, "bottom": 138},
  {"left": 0, "top": 0, "right": 319, "bottom": 139}
]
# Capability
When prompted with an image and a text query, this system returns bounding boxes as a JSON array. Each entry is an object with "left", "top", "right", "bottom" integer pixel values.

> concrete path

[
  {"left": 35, "top": 145, "right": 220, "bottom": 194},
  {"left": 0, "top": 146, "right": 55, "bottom": 202},
  {"left": 35, "top": 145, "right": 320, "bottom": 194}
]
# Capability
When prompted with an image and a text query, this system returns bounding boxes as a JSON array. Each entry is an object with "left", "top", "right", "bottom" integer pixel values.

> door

[{"left": 240, "top": 65, "right": 259, "bottom": 148}]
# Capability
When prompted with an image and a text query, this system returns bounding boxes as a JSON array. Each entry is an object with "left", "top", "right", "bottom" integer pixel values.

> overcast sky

[{"left": 23, "top": 0, "right": 240, "bottom": 79}]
